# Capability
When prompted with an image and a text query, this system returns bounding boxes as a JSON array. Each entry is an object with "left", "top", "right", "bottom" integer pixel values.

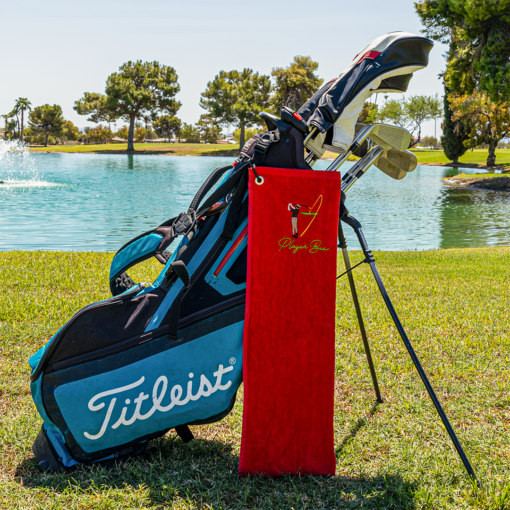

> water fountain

[{"left": 0, "top": 139, "right": 41, "bottom": 187}]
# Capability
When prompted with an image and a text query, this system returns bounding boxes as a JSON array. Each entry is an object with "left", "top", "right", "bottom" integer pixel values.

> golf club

[
  {"left": 375, "top": 148, "right": 418, "bottom": 180},
  {"left": 340, "top": 146, "right": 384, "bottom": 192},
  {"left": 322, "top": 123, "right": 412, "bottom": 174}
]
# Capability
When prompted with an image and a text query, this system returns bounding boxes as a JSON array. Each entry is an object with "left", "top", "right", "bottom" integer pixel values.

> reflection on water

[
  {"left": 0, "top": 153, "right": 509, "bottom": 251},
  {"left": 438, "top": 187, "right": 510, "bottom": 249}
]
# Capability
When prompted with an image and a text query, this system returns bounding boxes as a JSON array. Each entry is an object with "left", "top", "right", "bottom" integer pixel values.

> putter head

[{"left": 375, "top": 149, "right": 418, "bottom": 180}]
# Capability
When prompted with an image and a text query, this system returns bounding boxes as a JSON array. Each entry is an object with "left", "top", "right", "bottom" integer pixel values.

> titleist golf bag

[{"left": 29, "top": 32, "right": 434, "bottom": 472}]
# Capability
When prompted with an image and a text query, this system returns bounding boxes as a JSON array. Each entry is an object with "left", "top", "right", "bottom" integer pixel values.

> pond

[{"left": 1, "top": 148, "right": 509, "bottom": 252}]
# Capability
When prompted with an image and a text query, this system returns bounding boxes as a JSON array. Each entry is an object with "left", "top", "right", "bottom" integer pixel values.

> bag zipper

[
  {"left": 47, "top": 294, "right": 245, "bottom": 373},
  {"left": 30, "top": 283, "right": 145, "bottom": 382}
]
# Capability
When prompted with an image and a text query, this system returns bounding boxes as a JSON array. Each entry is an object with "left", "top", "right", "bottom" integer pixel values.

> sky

[{"left": 1, "top": 0, "right": 447, "bottom": 137}]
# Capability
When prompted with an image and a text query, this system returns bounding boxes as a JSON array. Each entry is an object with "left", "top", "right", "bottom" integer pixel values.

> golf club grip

[{"left": 367, "top": 260, "right": 480, "bottom": 484}]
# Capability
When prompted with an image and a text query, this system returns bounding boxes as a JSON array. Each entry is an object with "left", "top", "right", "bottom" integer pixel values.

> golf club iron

[
  {"left": 335, "top": 144, "right": 417, "bottom": 194},
  {"left": 307, "top": 123, "right": 411, "bottom": 168},
  {"left": 375, "top": 149, "right": 418, "bottom": 180}
]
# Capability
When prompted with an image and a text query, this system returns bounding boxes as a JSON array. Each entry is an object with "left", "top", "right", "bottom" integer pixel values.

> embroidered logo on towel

[{"left": 279, "top": 195, "right": 328, "bottom": 254}]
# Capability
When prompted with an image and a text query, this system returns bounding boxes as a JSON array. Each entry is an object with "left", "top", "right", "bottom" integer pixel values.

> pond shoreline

[
  {"left": 443, "top": 174, "right": 510, "bottom": 192},
  {"left": 31, "top": 149, "right": 241, "bottom": 157}
]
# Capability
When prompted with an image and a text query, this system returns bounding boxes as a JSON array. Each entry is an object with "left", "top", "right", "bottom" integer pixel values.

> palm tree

[
  {"left": 14, "top": 98, "right": 32, "bottom": 142},
  {"left": 141, "top": 111, "right": 153, "bottom": 140},
  {"left": 3, "top": 111, "right": 17, "bottom": 140}
]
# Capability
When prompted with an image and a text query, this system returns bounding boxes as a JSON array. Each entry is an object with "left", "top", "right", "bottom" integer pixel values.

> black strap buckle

[
  {"left": 172, "top": 211, "right": 196, "bottom": 236},
  {"left": 255, "top": 130, "right": 280, "bottom": 154}
]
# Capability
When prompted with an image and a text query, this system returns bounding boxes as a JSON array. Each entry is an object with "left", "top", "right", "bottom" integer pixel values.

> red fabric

[
  {"left": 239, "top": 167, "right": 340, "bottom": 477},
  {"left": 357, "top": 50, "right": 381, "bottom": 63}
]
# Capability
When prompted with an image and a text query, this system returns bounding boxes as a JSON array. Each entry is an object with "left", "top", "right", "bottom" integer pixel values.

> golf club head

[
  {"left": 375, "top": 149, "right": 418, "bottom": 180},
  {"left": 368, "top": 124, "right": 411, "bottom": 151}
]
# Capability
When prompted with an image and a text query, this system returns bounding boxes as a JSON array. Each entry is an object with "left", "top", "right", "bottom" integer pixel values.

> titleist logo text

[{"left": 84, "top": 364, "right": 234, "bottom": 440}]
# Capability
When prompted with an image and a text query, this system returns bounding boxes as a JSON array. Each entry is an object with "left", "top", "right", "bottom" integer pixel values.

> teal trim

[
  {"left": 146, "top": 212, "right": 228, "bottom": 331},
  {"left": 31, "top": 375, "right": 69, "bottom": 453},
  {"left": 109, "top": 233, "right": 163, "bottom": 279},
  {"left": 44, "top": 424, "right": 79, "bottom": 467},
  {"left": 204, "top": 219, "right": 247, "bottom": 296}
]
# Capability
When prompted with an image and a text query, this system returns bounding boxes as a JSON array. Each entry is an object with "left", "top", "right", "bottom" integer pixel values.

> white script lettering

[{"left": 84, "top": 364, "right": 234, "bottom": 440}]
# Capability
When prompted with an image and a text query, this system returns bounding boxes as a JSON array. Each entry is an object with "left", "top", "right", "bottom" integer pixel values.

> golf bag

[{"left": 29, "top": 32, "right": 433, "bottom": 472}]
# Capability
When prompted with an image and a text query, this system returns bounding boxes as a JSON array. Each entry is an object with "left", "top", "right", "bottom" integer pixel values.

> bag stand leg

[
  {"left": 341, "top": 214, "right": 481, "bottom": 487},
  {"left": 338, "top": 221, "right": 383, "bottom": 403}
]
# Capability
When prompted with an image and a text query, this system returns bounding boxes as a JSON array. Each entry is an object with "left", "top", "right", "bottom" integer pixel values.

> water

[{"left": 0, "top": 142, "right": 509, "bottom": 251}]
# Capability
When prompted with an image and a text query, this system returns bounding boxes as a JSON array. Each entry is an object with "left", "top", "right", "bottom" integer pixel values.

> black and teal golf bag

[
  {"left": 28, "top": 31, "right": 433, "bottom": 472},
  {"left": 28, "top": 114, "right": 310, "bottom": 472}
]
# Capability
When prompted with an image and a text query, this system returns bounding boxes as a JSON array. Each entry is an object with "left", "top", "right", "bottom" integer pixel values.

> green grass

[
  {"left": 30, "top": 143, "right": 510, "bottom": 168},
  {"left": 1, "top": 249, "right": 510, "bottom": 509},
  {"left": 30, "top": 143, "right": 240, "bottom": 157},
  {"left": 410, "top": 149, "right": 510, "bottom": 168},
  {"left": 447, "top": 173, "right": 508, "bottom": 179}
]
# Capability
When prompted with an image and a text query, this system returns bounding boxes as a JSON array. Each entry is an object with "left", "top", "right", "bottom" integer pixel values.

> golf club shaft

[
  {"left": 341, "top": 146, "right": 383, "bottom": 192},
  {"left": 338, "top": 222, "right": 383, "bottom": 403},
  {"left": 324, "top": 124, "right": 376, "bottom": 173},
  {"left": 342, "top": 214, "right": 481, "bottom": 486}
]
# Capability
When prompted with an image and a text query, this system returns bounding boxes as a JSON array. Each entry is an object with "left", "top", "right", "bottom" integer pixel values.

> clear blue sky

[{"left": 2, "top": 0, "right": 446, "bottom": 136}]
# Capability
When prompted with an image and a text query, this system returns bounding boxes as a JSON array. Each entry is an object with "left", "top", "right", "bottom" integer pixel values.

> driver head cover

[{"left": 301, "top": 32, "right": 433, "bottom": 158}]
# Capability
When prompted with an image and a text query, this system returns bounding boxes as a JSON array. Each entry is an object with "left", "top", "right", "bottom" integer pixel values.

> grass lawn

[
  {"left": 1, "top": 249, "right": 509, "bottom": 509},
  {"left": 410, "top": 149, "right": 510, "bottom": 168},
  {"left": 31, "top": 144, "right": 510, "bottom": 169},
  {"left": 30, "top": 143, "right": 240, "bottom": 157}
]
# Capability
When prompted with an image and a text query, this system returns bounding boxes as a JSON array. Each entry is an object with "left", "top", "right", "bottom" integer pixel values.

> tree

[
  {"left": 56, "top": 120, "right": 80, "bottom": 144},
  {"left": 134, "top": 126, "right": 146, "bottom": 143},
  {"left": 377, "top": 95, "right": 442, "bottom": 147},
  {"left": 85, "top": 125, "right": 113, "bottom": 144},
  {"left": 180, "top": 123, "right": 201, "bottom": 143},
  {"left": 196, "top": 114, "right": 221, "bottom": 144},
  {"left": 14, "top": 98, "right": 31, "bottom": 142},
  {"left": 422, "top": 136, "right": 438, "bottom": 147},
  {"left": 105, "top": 61, "right": 181, "bottom": 151},
  {"left": 449, "top": 93, "right": 510, "bottom": 166},
  {"left": 28, "top": 104, "right": 66, "bottom": 146},
  {"left": 64, "top": 120, "right": 80, "bottom": 141},
  {"left": 233, "top": 127, "right": 258, "bottom": 143},
  {"left": 441, "top": 89, "right": 469, "bottom": 164},
  {"left": 200, "top": 69, "right": 271, "bottom": 149},
  {"left": 153, "top": 115, "right": 181, "bottom": 142},
  {"left": 3, "top": 115, "right": 16, "bottom": 140},
  {"left": 74, "top": 92, "right": 119, "bottom": 131},
  {"left": 415, "top": 1, "right": 510, "bottom": 102},
  {"left": 271, "top": 56, "right": 323, "bottom": 112},
  {"left": 140, "top": 111, "right": 154, "bottom": 133},
  {"left": 115, "top": 126, "right": 129, "bottom": 140},
  {"left": 358, "top": 102, "right": 378, "bottom": 124}
]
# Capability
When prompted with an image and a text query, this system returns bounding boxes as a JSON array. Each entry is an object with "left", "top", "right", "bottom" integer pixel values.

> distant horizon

[{"left": 1, "top": 0, "right": 447, "bottom": 138}]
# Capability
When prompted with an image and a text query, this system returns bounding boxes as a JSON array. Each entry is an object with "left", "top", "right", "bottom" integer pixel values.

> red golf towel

[{"left": 239, "top": 166, "right": 340, "bottom": 477}]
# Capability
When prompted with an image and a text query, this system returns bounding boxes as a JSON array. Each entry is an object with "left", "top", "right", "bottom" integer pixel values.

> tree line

[
  {"left": 416, "top": 0, "right": 510, "bottom": 166},
  {"left": 4, "top": 8, "right": 509, "bottom": 166},
  {"left": 1, "top": 56, "right": 324, "bottom": 150}
]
